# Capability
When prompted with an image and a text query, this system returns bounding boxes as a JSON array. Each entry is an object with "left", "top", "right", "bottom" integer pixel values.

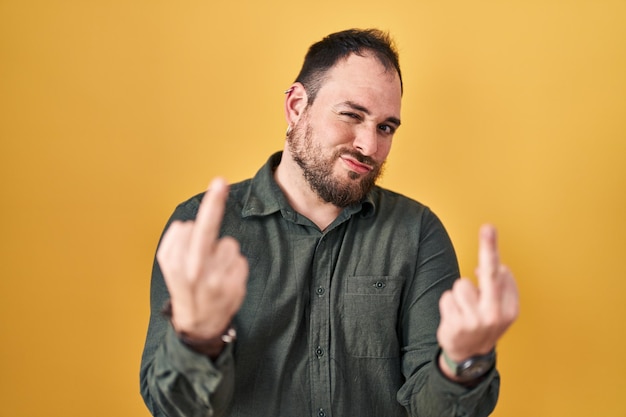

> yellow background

[{"left": 1, "top": 1, "right": 625, "bottom": 416}]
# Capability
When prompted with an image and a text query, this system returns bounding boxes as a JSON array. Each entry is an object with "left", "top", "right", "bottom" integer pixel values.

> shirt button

[
  {"left": 374, "top": 281, "right": 386, "bottom": 289},
  {"left": 316, "top": 287, "right": 325, "bottom": 295},
  {"left": 318, "top": 409, "right": 326, "bottom": 417},
  {"left": 315, "top": 346, "right": 324, "bottom": 357}
]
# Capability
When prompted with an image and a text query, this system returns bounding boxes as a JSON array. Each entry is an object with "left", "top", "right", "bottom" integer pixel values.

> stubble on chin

[{"left": 287, "top": 119, "right": 385, "bottom": 207}]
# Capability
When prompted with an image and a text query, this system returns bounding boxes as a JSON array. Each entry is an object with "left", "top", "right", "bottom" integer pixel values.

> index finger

[
  {"left": 190, "top": 177, "right": 229, "bottom": 255},
  {"left": 477, "top": 223, "right": 500, "bottom": 290}
]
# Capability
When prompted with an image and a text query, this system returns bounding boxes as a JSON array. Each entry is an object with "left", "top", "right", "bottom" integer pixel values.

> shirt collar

[{"left": 241, "top": 151, "right": 376, "bottom": 220}]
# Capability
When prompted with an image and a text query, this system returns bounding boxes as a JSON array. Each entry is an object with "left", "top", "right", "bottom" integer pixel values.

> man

[{"left": 140, "top": 28, "right": 519, "bottom": 417}]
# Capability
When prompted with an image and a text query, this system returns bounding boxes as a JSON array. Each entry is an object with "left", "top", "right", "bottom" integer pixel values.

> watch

[{"left": 441, "top": 349, "right": 496, "bottom": 383}]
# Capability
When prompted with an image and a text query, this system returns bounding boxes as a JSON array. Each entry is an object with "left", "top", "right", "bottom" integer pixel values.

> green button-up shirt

[{"left": 140, "top": 152, "right": 500, "bottom": 417}]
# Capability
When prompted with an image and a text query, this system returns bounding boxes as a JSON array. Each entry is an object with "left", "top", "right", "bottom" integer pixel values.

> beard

[{"left": 287, "top": 114, "right": 385, "bottom": 208}]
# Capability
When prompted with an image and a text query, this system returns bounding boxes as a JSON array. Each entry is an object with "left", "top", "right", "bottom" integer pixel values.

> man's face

[{"left": 287, "top": 53, "right": 402, "bottom": 207}]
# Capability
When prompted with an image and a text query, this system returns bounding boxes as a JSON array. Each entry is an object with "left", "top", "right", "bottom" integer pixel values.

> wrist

[
  {"left": 177, "top": 327, "right": 237, "bottom": 359},
  {"left": 161, "top": 300, "right": 236, "bottom": 359},
  {"left": 438, "top": 348, "right": 496, "bottom": 385}
]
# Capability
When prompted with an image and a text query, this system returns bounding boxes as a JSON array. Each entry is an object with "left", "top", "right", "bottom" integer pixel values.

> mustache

[{"left": 338, "top": 149, "right": 378, "bottom": 167}]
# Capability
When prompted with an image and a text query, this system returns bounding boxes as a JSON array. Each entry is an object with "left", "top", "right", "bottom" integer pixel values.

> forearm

[
  {"left": 398, "top": 211, "right": 500, "bottom": 416},
  {"left": 140, "top": 201, "right": 240, "bottom": 417},
  {"left": 401, "top": 353, "right": 500, "bottom": 417}
]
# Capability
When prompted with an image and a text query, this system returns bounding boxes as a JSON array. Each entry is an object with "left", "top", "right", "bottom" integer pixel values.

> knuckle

[
  {"left": 453, "top": 278, "right": 469, "bottom": 290},
  {"left": 454, "top": 278, "right": 478, "bottom": 297},
  {"left": 484, "top": 313, "right": 500, "bottom": 328},
  {"left": 219, "top": 236, "right": 241, "bottom": 251},
  {"left": 156, "top": 247, "right": 167, "bottom": 263},
  {"left": 439, "top": 291, "right": 453, "bottom": 309},
  {"left": 466, "top": 315, "right": 481, "bottom": 331},
  {"left": 185, "top": 256, "right": 204, "bottom": 279},
  {"left": 478, "top": 307, "right": 501, "bottom": 329}
]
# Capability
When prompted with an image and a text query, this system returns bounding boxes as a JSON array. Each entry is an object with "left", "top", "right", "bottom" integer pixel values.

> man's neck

[{"left": 273, "top": 152, "right": 342, "bottom": 231}]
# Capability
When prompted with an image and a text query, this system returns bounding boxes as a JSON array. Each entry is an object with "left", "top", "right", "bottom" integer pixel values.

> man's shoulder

[
  {"left": 370, "top": 185, "right": 430, "bottom": 213},
  {"left": 368, "top": 186, "right": 452, "bottom": 243}
]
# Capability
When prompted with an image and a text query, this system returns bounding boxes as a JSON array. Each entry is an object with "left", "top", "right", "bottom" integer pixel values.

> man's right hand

[{"left": 157, "top": 177, "right": 249, "bottom": 341}]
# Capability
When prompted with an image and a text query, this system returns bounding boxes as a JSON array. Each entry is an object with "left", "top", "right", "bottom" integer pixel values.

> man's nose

[{"left": 352, "top": 126, "right": 378, "bottom": 156}]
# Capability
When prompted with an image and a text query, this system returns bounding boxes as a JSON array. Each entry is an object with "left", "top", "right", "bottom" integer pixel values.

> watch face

[
  {"left": 457, "top": 351, "right": 496, "bottom": 381},
  {"left": 460, "top": 360, "right": 492, "bottom": 379},
  {"left": 442, "top": 349, "right": 496, "bottom": 382}
]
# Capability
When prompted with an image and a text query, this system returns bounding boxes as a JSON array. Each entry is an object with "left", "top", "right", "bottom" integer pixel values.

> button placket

[
  {"left": 310, "top": 233, "right": 333, "bottom": 417},
  {"left": 315, "top": 346, "right": 325, "bottom": 357}
]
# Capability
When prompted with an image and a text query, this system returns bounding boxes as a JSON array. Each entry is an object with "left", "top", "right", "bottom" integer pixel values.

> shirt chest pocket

[{"left": 341, "top": 275, "right": 403, "bottom": 358}]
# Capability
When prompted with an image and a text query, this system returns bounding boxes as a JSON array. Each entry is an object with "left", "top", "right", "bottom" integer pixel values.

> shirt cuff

[
  {"left": 163, "top": 325, "right": 234, "bottom": 393},
  {"left": 430, "top": 351, "right": 500, "bottom": 405}
]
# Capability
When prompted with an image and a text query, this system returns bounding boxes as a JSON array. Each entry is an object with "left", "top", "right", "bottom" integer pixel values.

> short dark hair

[{"left": 294, "top": 28, "right": 403, "bottom": 104}]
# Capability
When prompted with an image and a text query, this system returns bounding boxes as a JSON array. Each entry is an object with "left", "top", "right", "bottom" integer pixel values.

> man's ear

[{"left": 284, "top": 83, "right": 308, "bottom": 127}]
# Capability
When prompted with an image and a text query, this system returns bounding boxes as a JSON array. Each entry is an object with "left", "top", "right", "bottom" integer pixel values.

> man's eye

[
  {"left": 378, "top": 124, "right": 395, "bottom": 134},
  {"left": 341, "top": 112, "right": 361, "bottom": 120}
]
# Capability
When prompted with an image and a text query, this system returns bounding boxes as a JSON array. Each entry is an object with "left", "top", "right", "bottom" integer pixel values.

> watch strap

[{"left": 441, "top": 348, "right": 496, "bottom": 383}]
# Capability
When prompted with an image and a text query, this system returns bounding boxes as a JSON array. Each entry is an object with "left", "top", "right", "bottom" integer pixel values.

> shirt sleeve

[
  {"left": 397, "top": 208, "right": 500, "bottom": 417},
  {"left": 139, "top": 197, "right": 236, "bottom": 417}
]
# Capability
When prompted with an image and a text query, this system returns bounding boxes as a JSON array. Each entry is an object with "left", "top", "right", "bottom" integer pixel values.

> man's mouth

[{"left": 340, "top": 155, "right": 374, "bottom": 174}]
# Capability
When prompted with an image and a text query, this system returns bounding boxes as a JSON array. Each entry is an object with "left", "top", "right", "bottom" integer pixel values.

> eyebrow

[{"left": 339, "top": 100, "right": 402, "bottom": 127}]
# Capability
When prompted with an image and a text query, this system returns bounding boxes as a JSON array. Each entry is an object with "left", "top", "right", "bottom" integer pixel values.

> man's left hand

[{"left": 436, "top": 224, "right": 520, "bottom": 379}]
